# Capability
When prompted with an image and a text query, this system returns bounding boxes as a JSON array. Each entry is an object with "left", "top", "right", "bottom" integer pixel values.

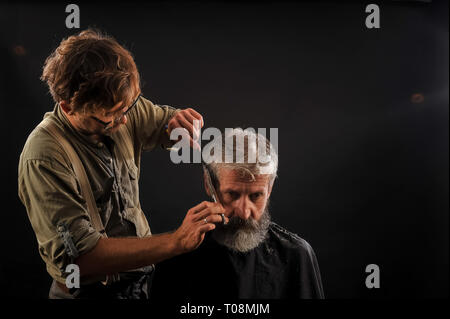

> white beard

[{"left": 211, "top": 205, "right": 271, "bottom": 253}]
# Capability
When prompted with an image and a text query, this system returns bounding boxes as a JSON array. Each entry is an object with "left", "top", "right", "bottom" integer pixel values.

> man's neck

[{"left": 85, "top": 133, "right": 105, "bottom": 144}]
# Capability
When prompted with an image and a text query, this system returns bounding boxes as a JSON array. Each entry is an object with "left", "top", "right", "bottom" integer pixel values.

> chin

[{"left": 212, "top": 207, "right": 272, "bottom": 253}]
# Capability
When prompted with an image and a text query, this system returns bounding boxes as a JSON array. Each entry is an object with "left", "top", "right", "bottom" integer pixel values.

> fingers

[
  {"left": 195, "top": 210, "right": 226, "bottom": 224},
  {"left": 193, "top": 207, "right": 230, "bottom": 225},
  {"left": 185, "top": 108, "right": 204, "bottom": 127},
  {"left": 187, "top": 201, "right": 210, "bottom": 216},
  {"left": 167, "top": 123, "right": 200, "bottom": 151},
  {"left": 187, "top": 201, "right": 229, "bottom": 223},
  {"left": 167, "top": 108, "right": 203, "bottom": 151},
  {"left": 197, "top": 213, "right": 229, "bottom": 225},
  {"left": 177, "top": 116, "right": 196, "bottom": 138},
  {"left": 197, "top": 223, "right": 216, "bottom": 235},
  {"left": 168, "top": 109, "right": 202, "bottom": 135},
  {"left": 180, "top": 111, "right": 202, "bottom": 140},
  {"left": 191, "top": 202, "right": 222, "bottom": 220},
  {"left": 176, "top": 200, "right": 228, "bottom": 253}
]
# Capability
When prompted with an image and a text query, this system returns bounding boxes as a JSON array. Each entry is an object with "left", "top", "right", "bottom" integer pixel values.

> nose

[{"left": 233, "top": 197, "right": 252, "bottom": 220}]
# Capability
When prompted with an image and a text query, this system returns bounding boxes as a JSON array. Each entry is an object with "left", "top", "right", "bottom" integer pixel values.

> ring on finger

[{"left": 204, "top": 218, "right": 208, "bottom": 224}]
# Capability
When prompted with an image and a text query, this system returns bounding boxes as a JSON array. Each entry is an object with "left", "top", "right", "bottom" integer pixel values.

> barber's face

[
  {"left": 217, "top": 169, "right": 272, "bottom": 222},
  {"left": 61, "top": 100, "right": 128, "bottom": 137},
  {"left": 77, "top": 101, "right": 127, "bottom": 135}
]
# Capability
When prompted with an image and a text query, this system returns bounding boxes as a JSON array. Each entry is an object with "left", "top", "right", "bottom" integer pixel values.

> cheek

[
  {"left": 81, "top": 118, "right": 104, "bottom": 134},
  {"left": 78, "top": 117, "right": 93, "bottom": 129},
  {"left": 74, "top": 118, "right": 89, "bottom": 133},
  {"left": 252, "top": 197, "right": 268, "bottom": 220}
]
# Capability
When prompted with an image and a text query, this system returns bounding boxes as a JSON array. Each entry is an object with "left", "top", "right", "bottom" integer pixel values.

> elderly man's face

[
  {"left": 208, "top": 168, "right": 273, "bottom": 252},
  {"left": 217, "top": 169, "right": 272, "bottom": 221}
]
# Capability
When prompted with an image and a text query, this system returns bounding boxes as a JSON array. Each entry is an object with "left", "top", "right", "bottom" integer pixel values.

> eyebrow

[{"left": 222, "top": 188, "right": 265, "bottom": 193}]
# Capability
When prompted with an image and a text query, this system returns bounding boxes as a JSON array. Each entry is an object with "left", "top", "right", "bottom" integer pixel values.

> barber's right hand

[{"left": 172, "top": 201, "right": 230, "bottom": 254}]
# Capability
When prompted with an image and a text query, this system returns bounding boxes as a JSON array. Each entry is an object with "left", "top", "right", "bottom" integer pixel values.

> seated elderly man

[{"left": 150, "top": 129, "right": 324, "bottom": 299}]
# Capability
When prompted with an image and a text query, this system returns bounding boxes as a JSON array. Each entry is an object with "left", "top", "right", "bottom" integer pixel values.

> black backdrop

[{"left": 0, "top": 0, "right": 448, "bottom": 299}]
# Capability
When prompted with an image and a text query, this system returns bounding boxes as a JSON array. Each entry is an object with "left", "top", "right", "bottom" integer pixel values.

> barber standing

[{"left": 18, "top": 29, "right": 228, "bottom": 299}]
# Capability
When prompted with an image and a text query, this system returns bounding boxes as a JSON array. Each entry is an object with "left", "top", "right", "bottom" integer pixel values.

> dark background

[{"left": 0, "top": 0, "right": 448, "bottom": 299}]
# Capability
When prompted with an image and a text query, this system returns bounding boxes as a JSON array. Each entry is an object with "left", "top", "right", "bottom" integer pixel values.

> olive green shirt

[{"left": 18, "top": 96, "right": 177, "bottom": 284}]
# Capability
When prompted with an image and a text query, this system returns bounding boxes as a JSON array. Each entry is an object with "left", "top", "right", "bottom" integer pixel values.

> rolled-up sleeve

[
  {"left": 18, "top": 158, "right": 102, "bottom": 283},
  {"left": 125, "top": 96, "right": 179, "bottom": 151}
]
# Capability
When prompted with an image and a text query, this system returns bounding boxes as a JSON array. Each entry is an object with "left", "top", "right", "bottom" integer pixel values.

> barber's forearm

[
  {"left": 75, "top": 232, "right": 180, "bottom": 277},
  {"left": 75, "top": 200, "right": 226, "bottom": 278}
]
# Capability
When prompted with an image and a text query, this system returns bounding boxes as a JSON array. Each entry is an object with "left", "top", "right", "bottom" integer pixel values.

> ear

[{"left": 59, "top": 100, "right": 74, "bottom": 115}]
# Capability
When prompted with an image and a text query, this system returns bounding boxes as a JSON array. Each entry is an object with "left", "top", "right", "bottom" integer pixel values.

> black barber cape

[{"left": 150, "top": 223, "right": 324, "bottom": 299}]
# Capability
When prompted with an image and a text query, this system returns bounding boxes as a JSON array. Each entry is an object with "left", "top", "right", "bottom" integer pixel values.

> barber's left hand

[{"left": 167, "top": 108, "right": 204, "bottom": 151}]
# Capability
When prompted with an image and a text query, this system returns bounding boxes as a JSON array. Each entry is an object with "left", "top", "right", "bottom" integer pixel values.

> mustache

[
  {"left": 219, "top": 204, "right": 271, "bottom": 233},
  {"left": 225, "top": 216, "right": 261, "bottom": 231}
]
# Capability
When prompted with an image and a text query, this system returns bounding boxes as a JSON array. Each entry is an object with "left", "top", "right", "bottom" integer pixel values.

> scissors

[
  {"left": 165, "top": 123, "right": 226, "bottom": 225},
  {"left": 202, "top": 162, "right": 227, "bottom": 225}
]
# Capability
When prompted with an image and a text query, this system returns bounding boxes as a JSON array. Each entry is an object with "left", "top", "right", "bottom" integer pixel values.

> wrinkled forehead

[{"left": 218, "top": 168, "right": 270, "bottom": 189}]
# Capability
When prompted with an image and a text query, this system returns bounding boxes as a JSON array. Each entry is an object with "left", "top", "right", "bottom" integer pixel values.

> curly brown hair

[{"left": 41, "top": 28, "right": 140, "bottom": 114}]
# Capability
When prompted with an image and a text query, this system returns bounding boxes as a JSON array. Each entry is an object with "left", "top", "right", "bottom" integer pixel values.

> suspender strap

[
  {"left": 41, "top": 117, "right": 123, "bottom": 285},
  {"left": 41, "top": 118, "right": 107, "bottom": 236}
]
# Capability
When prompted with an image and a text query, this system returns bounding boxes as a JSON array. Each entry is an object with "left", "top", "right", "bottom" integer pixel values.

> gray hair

[{"left": 205, "top": 128, "right": 278, "bottom": 187}]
